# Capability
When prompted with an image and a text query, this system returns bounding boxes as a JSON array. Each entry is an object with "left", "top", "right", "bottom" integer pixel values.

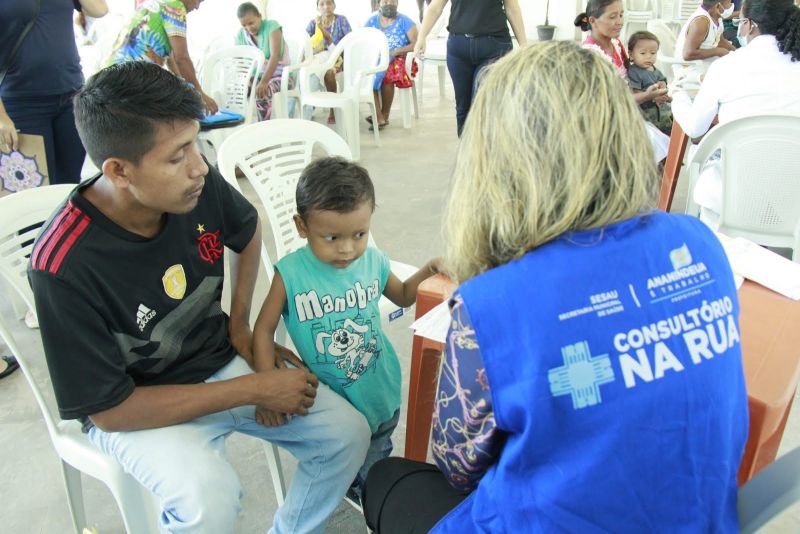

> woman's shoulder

[{"left": 264, "top": 19, "right": 282, "bottom": 32}]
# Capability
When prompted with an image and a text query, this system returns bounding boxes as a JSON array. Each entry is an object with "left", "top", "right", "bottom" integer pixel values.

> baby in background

[
  {"left": 252, "top": 156, "right": 441, "bottom": 502},
  {"left": 627, "top": 31, "right": 674, "bottom": 135}
]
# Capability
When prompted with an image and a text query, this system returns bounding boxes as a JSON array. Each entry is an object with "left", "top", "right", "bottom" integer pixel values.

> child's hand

[
  {"left": 256, "top": 406, "right": 288, "bottom": 427},
  {"left": 274, "top": 344, "right": 307, "bottom": 370},
  {"left": 644, "top": 83, "right": 668, "bottom": 101}
]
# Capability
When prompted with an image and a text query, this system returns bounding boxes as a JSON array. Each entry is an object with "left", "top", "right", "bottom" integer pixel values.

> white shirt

[
  {"left": 675, "top": 7, "right": 723, "bottom": 58},
  {"left": 672, "top": 35, "right": 800, "bottom": 138}
]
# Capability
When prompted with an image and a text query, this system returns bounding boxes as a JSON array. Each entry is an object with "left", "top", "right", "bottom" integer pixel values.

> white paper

[
  {"left": 409, "top": 299, "right": 452, "bottom": 344},
  {"left": 716, "top": 233, "right": 800, "bottom": 300}
]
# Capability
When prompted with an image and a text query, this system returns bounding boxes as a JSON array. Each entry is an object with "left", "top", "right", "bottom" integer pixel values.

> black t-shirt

[
  {"left": 448, "top": 0, "right": 510, "bottom": 38},
  {"left": 28, "top": 166, "right": 258, "bottom": 421},
  {"left": 0, "top": 0, "right": 83, "bottom": 97}
]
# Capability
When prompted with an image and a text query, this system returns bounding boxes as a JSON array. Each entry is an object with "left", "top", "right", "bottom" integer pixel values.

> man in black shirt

[{"left": 28, "top": 62, "right": 370, "bottom": 533}]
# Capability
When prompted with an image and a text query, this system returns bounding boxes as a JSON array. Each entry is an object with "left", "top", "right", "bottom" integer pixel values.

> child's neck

[{"left": 635, "top": 63, "right": 655, "bottom": 71}]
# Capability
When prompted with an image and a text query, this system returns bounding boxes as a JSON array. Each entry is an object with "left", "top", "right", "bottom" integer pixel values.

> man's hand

[
  {"left": 201, "top": 92, "right": 219, "bottom": 114},
  {"left": 0, "top": 112, "right": 18, "bottom": 152},
  {"left": 252, "top": 368, "right": 319, "bottom": 415}
]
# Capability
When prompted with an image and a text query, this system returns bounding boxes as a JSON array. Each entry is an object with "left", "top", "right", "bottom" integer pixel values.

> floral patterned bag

[{"left": 0, "top": 134, "right": 49, "bottom": 198}]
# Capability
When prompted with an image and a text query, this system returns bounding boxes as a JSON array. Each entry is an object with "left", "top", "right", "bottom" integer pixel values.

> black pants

[
  {"left": 363, "top": 458, "right": 469, "bottom": 533},
  {"left": 446, "top": 33, "right": 513, "bottom": 136}
]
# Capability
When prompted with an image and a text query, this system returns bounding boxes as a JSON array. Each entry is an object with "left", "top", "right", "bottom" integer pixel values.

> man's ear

[
  {"left": 294, "top": 214, "right": 309, "bottom": 238},
  {"left": 101, "top": 157, "right": 134, "bottom": 190}
]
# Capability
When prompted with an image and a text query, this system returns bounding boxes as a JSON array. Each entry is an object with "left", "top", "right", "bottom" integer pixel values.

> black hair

[
  {"left": 73, "top": 61, "right": 204, "bottom": 167},
  {"left": 296, "top": 157, "right": 375, "bottom": 218},
  {"left": 237, "top": 2, "right": 260, "bottom": 18},
  {"left": 702, "top": 0, "right": 722, "bottom": 8},
  {"left": 628, "top": 30, "right": 660, "bottom": 53},
  {"left": 742, "top": 0, "right": 800, "bottom": 62},
  {"left": 574, "top": 0, "right": 620, "bottom": 31},
  {"left": 317, "top": 0, "right": 335, "bottom": 5}
]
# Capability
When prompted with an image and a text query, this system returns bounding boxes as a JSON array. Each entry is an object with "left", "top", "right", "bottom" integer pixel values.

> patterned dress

[
  {"left": 306, "top": 14, "right": 352, "bottom": 53},
  {"left": 582, "top": 35, "right": 628, "bottom": 78},
  {"left": 108, "top": 0, "right": 187, "bottom": 66},
  {"left": 235, "top": 19, "right": 289, "bottom": 121},
  {"left": 365, "top": 13, "right": 418, "bottom": 90}
]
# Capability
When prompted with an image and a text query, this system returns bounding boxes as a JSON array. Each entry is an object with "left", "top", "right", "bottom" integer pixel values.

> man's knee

[{"left": 164, "top": 461, "right": 243, "bottom": 532}]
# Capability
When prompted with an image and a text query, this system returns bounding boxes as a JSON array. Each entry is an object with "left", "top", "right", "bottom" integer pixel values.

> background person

[
  {"left": 306, "top": 0, "right": 352, "bottom": 124},
  {"left": 363, "top": 41, "right": 747, "bottom": 533},
  {"left": 0, "top": 0, "right": 108, "bottom": 185},
  {"left": 675, "top": 0, "right": 737, "bottom": 77},
  {"left": 414, "top": 0, "right": 526, "bottom": 136}
]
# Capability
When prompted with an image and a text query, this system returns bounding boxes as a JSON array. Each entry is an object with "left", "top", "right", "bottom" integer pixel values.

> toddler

[
  {"left": 627, "top": 31, "right": 674, "bottom": 135},
  {"left": 252, "top": 156, "right": 441, "bottom": 501}
]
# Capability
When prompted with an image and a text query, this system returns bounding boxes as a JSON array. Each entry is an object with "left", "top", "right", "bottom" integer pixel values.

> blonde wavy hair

[{"left": 444, "top": 41, "right": 659, "bottom": 282}]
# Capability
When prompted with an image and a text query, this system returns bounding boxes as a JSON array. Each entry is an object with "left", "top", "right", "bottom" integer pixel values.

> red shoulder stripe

[
  {"left": 31, "top": 201, "right": 76, "bottom": 269},
  {"left": 48, "top": 214, "right": 90, "bottom": 274}
]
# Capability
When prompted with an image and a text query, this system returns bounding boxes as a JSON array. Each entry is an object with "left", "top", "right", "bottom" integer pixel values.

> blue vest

[{"left": 435, "top": 213, "right": 747, "bottom": 533}]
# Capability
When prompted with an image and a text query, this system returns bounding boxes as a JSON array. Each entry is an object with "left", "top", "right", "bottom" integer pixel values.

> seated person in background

[
  {"left": 236, "top": 2, "right": 289, "bottom": 120},
  {"left": 363, "top": 41, "right": 747, "bottom": 534},
  {"left": 108, "top": 0, "right": 218, "bottom": 114},
  {"left": 306, "top": 0, "right": 352, "bottom": 124},
  {"left": 675, "top": 0, "right": 736, "bottom": 77},
  {"left": 365, "top": 0, "right": 418, "bottom": 130},
  {"left": 252, "top": 156, "right": 440, "bottom": 503},
  {"left": 29, "top": 61, "right": 371, "bottom": 533},
  {"left": 672, "top": 0, "right": 800, "bottom": 227},
  {"left": 627, "top": 31, "right": 673, "bottom": 135}
]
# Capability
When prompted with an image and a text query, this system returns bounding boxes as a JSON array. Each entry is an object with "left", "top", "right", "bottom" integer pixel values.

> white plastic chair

[
  {"left": 299, "top": 28, "right": 390, "bottom": 160},
  {"left": 684, "top": 115, "right": 800, "bottom": 261},
  {"left": 0, "top": 185, "right": 161, "bottom": 534},
  {"left": 417, "top": 4, "right": 450, "bottom": 106},
  {"left": 623, "top": 0, "right": 656, "bottom": 44},
  {"left": 272, "top": 29, "right": 313, "bottom": 119},
  {"left": 198, "top": 45, "right": 265, "bottom": 163},
  {"left": 397, "top": 51, "right": 420, "bottom": 128},
  {"left": 217, "top": 119, "right": 418, "bottom": 323},
  {"left": 647, "top": 19, "right": 703, "bottom": 83},
  {"left": 673, "top": 0, "right": 701, "bottom": 24}
]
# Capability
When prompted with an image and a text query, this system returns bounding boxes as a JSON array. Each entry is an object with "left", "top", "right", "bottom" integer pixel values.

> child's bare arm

[
  {"left": 253, "top": 272, "right": 288, "bottom": 373},
  {"left": 383, "top": 257, "right": 443, "bottom": 308}
]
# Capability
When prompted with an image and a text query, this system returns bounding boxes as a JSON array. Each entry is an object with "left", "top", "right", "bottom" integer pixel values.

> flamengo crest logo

[{"left": 196, "top": 223, "right": 223, "bottom": 265}]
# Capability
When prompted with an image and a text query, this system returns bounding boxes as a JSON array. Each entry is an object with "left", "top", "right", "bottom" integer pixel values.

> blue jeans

[
  {"left": 446, "top": 34, "right": 513, "bottom": 136},
  {"left": 2, "top": 92, "right": 85, "bottom": 184},
  {"left": 88, "top": 356, "right": 371, "bottom": 534},
  {"left": 352, "top": 408, "right": 400, "bottom": 499}
]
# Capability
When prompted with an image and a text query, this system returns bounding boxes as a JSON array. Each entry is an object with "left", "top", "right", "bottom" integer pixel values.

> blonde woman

[{"left": 363, "top": 42, "right": 747, "bottom": 533}]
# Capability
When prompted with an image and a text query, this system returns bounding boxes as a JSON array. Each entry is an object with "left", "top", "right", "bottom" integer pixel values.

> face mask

[
  {"left": 721, "top": 4, "right": 734, "bottom": 18},
  {"left": 380, "top": 5, "right": 397, "bottom": 18},
  {"left": 737, "top": 20, "right": 750, "bottom": 47}
]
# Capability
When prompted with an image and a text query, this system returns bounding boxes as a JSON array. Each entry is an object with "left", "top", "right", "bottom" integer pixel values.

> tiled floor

[{"left": 2, "top": 70, "right": 799, "bottom": 533}]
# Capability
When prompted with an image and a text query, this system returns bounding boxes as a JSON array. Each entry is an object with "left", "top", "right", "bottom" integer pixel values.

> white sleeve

[{"left": 671, "top": 63, "right": 725, "bottom": 139}]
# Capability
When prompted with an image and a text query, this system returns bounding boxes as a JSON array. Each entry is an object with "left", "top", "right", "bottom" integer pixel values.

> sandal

[
  {"left": 0, "top": 355, "right": 19, "bottom": 379},
  {"left": 368, "top": 121, "right": 389, "bottom": 131}
]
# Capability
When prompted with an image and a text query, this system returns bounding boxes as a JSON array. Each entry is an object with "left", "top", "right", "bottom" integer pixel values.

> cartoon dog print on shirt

[{"left": 315, "top": 318, "right": 378, "bottom": 381}]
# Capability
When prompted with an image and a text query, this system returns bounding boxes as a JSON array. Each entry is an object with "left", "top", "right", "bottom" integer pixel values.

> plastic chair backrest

[
  {"left": 282, "top": 29, "right": 312, "bottom": 66},
  {"left": 676, "top": 0, "right": 700, "bottom": 21},
  {"left": 647, "top": 19, "right": 678, "bottom": 57},
  {"left": 625, "top": 0, "right": 653, "bottom": 12},
  {"left": 217, "top": 119, "right": 352, "bottom": 259},
  {"left": 690, "top": 115, "right": 800, "bottom": 255},
  {"left": 340, "top": 28, "right": 390, "bottom": 98},
  {"left": 0, "top": 184, "right": 76, "bottom": 436},
  {"left": 200, "top": 45, "right": 265, "bottom": 123}
]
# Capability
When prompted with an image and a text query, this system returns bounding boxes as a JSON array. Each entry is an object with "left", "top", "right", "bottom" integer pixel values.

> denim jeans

[
  {"left": 352, "top": 408, "right": 401, "bottom": 499},
  {"left": 2, "top": 92, "right": 85, "bottom": 184},
  {"left": 446, "top": 34, "right": 513, "bottom": 136},
  {"left": 88, "top": 356, "right": 371, "bottom": 534}
]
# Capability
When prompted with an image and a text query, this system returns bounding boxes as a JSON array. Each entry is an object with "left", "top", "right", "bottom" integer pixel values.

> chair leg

[
  {"left": 263, "top": 442, "right": 287, "bottom": 507},
  {"left": 370, "top": 103, "right": 381, "bottom": 146},
  {"left": 412, "top": 84, "right": 419, "bottom": 119},
  {"left": 437, "top": 65, "right": 446, "bottom": 97},
  {"left": 401, "top": 89, "right": 412, "bottom": 129},
  {"left": 60, "top": 461, "right": 87, "bottom": 534},
  {"left": 108, "top": 472, "right": 160, "bottom": 534}
]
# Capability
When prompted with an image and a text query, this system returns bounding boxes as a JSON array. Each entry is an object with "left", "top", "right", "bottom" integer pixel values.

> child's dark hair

[
  {"left": 574, "top": 0, "right": 620, "bottom": 31},
  {"left": 296, "top": 157, "right": 375, "bottom": 218},
  {"left": 743, "top": 0, "right": 800, "bottom": 62},
  {"left": 237, "top": 2, "right": 260, "bottom": 18},
  {"left": 628, "top": 31, "right": 660, "bottom": 53}
]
